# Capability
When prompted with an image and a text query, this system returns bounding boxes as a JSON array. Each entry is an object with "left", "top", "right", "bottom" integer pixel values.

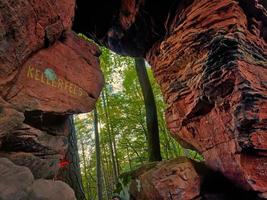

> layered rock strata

[{"left": 0, "top": 0, "right": 103, "bottom": 194}]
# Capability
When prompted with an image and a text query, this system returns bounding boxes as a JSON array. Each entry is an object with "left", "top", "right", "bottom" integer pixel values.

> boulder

[
  {"left": 0, "top": 158, "right": 34, "bottom": 200},
  {"left": 28, "top": 179, "right": 76, "bottom": 200},
  {"left": 118, "top": 158, "right": 260, "bottom": 200},
  {"left": 128, "top": 158, "right": 200, "bottom": 200}
]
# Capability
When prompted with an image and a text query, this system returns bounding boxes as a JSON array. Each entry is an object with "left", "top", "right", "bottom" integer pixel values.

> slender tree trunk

[
  {"left": 81, "top": 140, "right": 92, "bottom": 200},
  {"left": 112, "top": 135, "right": 120, "bottom": 176},
  {"left": 102, "top": 143, "right": 112, "bottom": 200},
  {"left": 59, "top": 116, "right": 86, "bottom": 200},
  {"left": 105, "top": 90, "right": 120, "bottom": 177},
  {"left": 101, "top": 161, "right": 110, "bottom": 200},
  {"left": 101, "top": 92, "right": 118, "bottom": 184},
  {"left": 94, "top": 108, "right": 103, "bottom": 200},
  {"left": 126, "top": 145, "right": 132, "bottom": 171},
  {"left": 98, "top": 110, "right": 111, "bottom": 200},
  {"left": 135, "top": 58, "right": 162, "bottom": 162}
]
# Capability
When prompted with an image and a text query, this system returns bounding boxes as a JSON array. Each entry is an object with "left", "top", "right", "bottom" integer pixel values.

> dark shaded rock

[
  {"left": 0, "top": 158, "right": 34, "bottom": 200},
  {"left": 28, "top": 179, "right": 76, "bottom": 200},
  {"left": 73, "top": 0, "right": 186, "bottom": 57},
  {"left": 0, "top": 158, "right": 76, "bottom": 200}
]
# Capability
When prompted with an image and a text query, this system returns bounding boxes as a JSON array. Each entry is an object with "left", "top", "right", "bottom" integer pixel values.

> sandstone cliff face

[
  {"left": 146, "top": 0, "right": 267, "bottom": 196},
  {"left": 0, "top": 0, "right": 103, "bottom": 195},
  {"left": 75, "top": 0, "right": 267, "bottom": 198}
]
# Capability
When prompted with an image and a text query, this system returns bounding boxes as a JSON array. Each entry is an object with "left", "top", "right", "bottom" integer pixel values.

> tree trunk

[
  {"left": 80, "top": 140, "right": 92, "bottom": 200},
  {"left": 101, "top": 92, "right": 118, "bottom": 184},
  {"left": 105, "top": 90, "right": 120, "bottom": 177},
  {"left": 94, "top": 108, "right": 103, "bottom": 200},
  {"left": 59, "top": 116, "right": 86, "bottom": 200},
  {"left": 135, "top": 58, "right": 162, "bottom": 162}
]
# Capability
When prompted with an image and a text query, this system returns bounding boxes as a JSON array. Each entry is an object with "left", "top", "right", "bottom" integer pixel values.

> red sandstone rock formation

[
  {"left": 75, "top": 0, "right": 267, "bottom": 198},
  {"left": 0, "top": 158, "right": 76, "bottom": 200},
  {"left": 147, "top": 0, "right": 267, "bottom": 196},
  {"left": 1, "top": 0, "right": 266, "bottom": 199},
  {"left": 123, "top": 158, "right": 259, "bottom": 200},
  {"left": 0, "top": 0, "right": 103, "bottom": 198},
  {"left": 128, "top": 158, "right": 201, "bottom": 200}
]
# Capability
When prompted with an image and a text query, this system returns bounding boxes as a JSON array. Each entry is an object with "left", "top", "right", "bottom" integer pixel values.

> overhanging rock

[{"left": 75, "top": 0, "right": 267, "bottom": 197}]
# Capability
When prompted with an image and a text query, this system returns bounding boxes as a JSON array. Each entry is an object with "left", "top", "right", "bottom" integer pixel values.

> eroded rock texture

[
  {"left": 147, "top": 0, "right": 267, "bottom": 196},
  {"left": 0, "top": 158, "right": 75, "bottom": 200},
  {"left": 119, "top": 158, "right": 259, "bottom": 200},
  {"left": 75, "top": 0, "right": 267, "bottom": 197},
  {"left": 0, "top": 0, "right": 103, "bottom": 197},
  {"left": 1, "top": 0, "right": 267, "bottom": 198}
]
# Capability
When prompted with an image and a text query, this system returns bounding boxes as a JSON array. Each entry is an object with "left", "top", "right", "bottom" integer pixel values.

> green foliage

[{"left": 74, "top": 44, "right": 203, "bottom": 200}]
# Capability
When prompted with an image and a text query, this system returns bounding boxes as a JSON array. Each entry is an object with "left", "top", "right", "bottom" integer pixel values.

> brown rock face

[
  {"left": 76, "top": 0, "right": 267, "bottom": 197},
  {"left": 0, "top": 158, "right": 76, "bottom": 200},
  {"left": 0, "top": 0, "right": 103, "bottom": 187},
  {"left": 146, "top": 0, "right": 267, "bottom": 195},
  {"left": 0, "top": 158, "right": 34, "bottom": 200},
  {"left": 28, "top": 179, "right": 76, "bottom": 200},
  {"left": 121, "top": 158, "right": 259, "bottom": 200},
  {"left": 128, "top": 158, "right": 201, "bottom": 200}
]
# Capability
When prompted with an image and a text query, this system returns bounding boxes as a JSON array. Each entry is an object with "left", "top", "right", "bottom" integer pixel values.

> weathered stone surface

[
  {"left": 0, "top": 97, "right": 24, "bottom": 138},
  {"left": 146, "top": 0, "right": 267, "bottom": 195},
  {"left": 118, "top": 158, "right": 259, "bottom": 200},
  {"left": 7, "top": 31, "right": 103, "bottom": 114},
  {"left": 0, "top": 158, "right": 34, "bottom": 200},
  {"left": 128, "top": 158, "right": 200, "bottom": 200},
  {"left": 0, "top": 158, "right": 76, "bottom": 200},
  {"left": 0, "top": 0, "right": 103, "bottom": 196},
  {"left": 0, "top": 0, "right": 75, "bottom": 96},
  {"left": 28, "top": 179, "right": 76, "bottom": 200}
]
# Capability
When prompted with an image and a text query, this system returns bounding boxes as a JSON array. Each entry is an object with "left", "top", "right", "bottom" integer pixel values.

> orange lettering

[
  {"left": 64, "top": 80, "right": 69, "bottom": 92},
  {"left": 27, "top": 66, "right": 34, "bottom": 78},
  {"left": 41, "top": 72, "right": 46, "bottom": 84},
  {"left": 51, "top": 80, "right": 57, "bottom": 87},
  {"left": 69, "top": 83, "right": 74, "bottom": 95},
  {"left": 73, "top": 84, "right": 77, "bottom": 96},
  {"left": 34, "top": 69, "right": 41, "bottom": 81},
  {"left": 78, "top": 88, "right": 83, "bottom": 96},
  {"left": 46, "top": 76, "right": 52, "bottom": 86},
  {"left": 58, "top": 79, "right": 64, "bottom": 89}
]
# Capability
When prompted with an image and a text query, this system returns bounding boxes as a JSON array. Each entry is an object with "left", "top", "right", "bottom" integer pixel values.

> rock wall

[
  {"left": 146, "top": 0, "right": 267, "bottom": 196},
  {"left": 0, "top": 0, "right": 103, "bottom": 198},
  {"left": 0, "top": 158, "right": 76, "bottom": 200}
]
